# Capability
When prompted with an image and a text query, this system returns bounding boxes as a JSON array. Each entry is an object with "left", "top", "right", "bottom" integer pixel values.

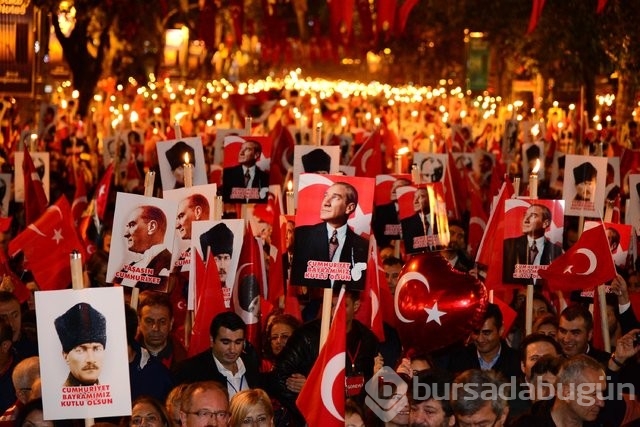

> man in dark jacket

[
  {"left": 272, "top": 290, "right": 378, "bottom": 425},
  {"left": 172, "top": 312, "right": 261, "bottom": 400}
]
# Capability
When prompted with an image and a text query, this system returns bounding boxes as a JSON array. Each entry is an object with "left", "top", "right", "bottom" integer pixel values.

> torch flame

[{"left": 532, "top": 159, "right": 540, "bottom": 174}]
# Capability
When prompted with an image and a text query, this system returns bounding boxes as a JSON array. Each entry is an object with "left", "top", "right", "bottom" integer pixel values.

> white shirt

[
  {"left": 326, "top": 222, "right": 348, "bottom": 262},
  {"left": 213, "top": 354, "right": 248, "bottom": 399},
  {"left": 242, "top": 165, "right": 256, "bottom": 187}
]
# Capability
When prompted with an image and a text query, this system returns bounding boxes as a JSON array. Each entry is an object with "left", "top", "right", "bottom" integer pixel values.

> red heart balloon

[{"left": 394, "top": 252, "right": 488, "bottom": 353}]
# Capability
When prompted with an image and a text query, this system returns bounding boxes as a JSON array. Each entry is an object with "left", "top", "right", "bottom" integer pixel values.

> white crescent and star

[
  {"left": 425, "top": 302, "right": 447, "bottom": 325},
  {"left": 394, "top": 271, "right": 430, "bottom": 324},
  {"left": 370, "top": 290, "right": 380, "bottom": 321},
  {"left": 563, "top": 248, "right": 597, "bottom": 275},
  {"left": 360, "top": 149, "right": 373, "bottom": 173},
  {"left": 321, "top": 352, "right": 346, "bottom": 421}
]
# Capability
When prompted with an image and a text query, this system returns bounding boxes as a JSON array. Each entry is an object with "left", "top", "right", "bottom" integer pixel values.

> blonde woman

[{"left": 229, "top": 389, "right": 273, "bottom": 427}]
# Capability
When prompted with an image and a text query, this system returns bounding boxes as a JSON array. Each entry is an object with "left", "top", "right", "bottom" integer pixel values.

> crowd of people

[{"left": 1, "top": 75, "right": 640, "bottom": 427}]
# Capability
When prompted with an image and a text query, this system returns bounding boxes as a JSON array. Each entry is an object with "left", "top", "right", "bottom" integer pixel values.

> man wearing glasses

[{"left": 179, "top": 381, "right": 230, "bottom": 427}]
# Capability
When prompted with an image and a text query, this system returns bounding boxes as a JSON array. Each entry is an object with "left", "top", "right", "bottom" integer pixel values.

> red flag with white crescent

[
  {"left": 189, "top": 249, "right": 229, "bottom": 356},
  {"left": 354, "top": 238, "right": 385, "bottom": 342},
  {"left": 538, "top": 223, "right": 616, "bottom": 293},
  {"left": 269, "top": 121, "right": 295, "bottom": 186},
  {"left": 267, "top": 196, "right": 285, "bottom": 305},
  {"left": 71, "top": 167, "right": 88, "bottom": 226},
  {"left": 468, "top": 184, "right": 488, "bottom": 258},
  {"left": 349, "top": 128, "right": 382, "bottom": 177},
  {"left": 95, "top": 163, "right": 114, "bottom": 221},
  {"left": 297, "top": 287, "right": 346, "bottom": 427},
  {"left": 22, "top": 149, "right": 49, "bottom": 225},
  {"left": 9, "top": 197, "right": 86, "bottom": 291},
  {"left": 232, "top": 224, "right": 265, "bottom": 352}
]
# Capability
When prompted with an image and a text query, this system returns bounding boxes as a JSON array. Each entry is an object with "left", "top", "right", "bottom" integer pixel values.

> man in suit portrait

[
  {"left": 55, "top": 303, "right": 107, "bottom": 386},
  {"left": 222, "top": 139, "right": 269, "bottom": 203},
  {"left": 165, "top": 141, "right": 195, "bottom": 189},
  {"left": 502, "top": 203, "right": 563, "bottom": 284},
  {"left": 200, "top": 222, "right": 234, "bottom": 287},
  {"left": 372, "top": 177, "right": 411, "bottom": 247},
  {"left": 420, "top": 157, "right": 444, "bottom": 183},
  {"left": 291, "top": 182, "right": 368, "bottom": 291},
  {"left": 112, "top": 205, "right": 172, "bottom": 291},
  {"left": 401, "top": 187, "right": 439, "bottom": 254},
  {"left": 174, "top": 194, "right": 210, "bottom": 267}
]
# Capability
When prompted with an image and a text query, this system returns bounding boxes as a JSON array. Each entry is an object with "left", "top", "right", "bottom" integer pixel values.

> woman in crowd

[
  {"left": 260, "top": 313, "right": 301, "bottom": 372},
  {"left": 122, "top": 396, "right": 173, "bottom": 427},
  {"left": 229, "top": 389, "right": 274, "bottom": 427}
]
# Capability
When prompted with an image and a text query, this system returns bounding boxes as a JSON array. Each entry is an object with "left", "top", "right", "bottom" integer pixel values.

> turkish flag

[
  {"left": 9, "top": 197, "right": 86, "bottom": 291},
  {"left": 354, "top": 238, "right": 385, "bottom": 342},
  {"left": 475, "top": 180, "right": 514, "bottom": 292},
  {"left": 0, "top": 248, "right": 30, "bottom": 304},
  {"left": 349, "top": 128, "right": 383, "bottom": 177},
  {"left": 597, "top": 0, "right": 608, "bottom": 13},
  {"left": 22, "top": 149, "right": 49, "bottom": 225},
  {"left": 267, "top": 196, "right": 285, "bottom": 305},
  {"left": 71, "top": 167, "right": 88, "bottom": 226},
  {"left": 297, "top": 287, "right": 346, "bottom": 427},
  {"left": 189, "top": 249, "right": 229, "bottom": 357},
  {"left": 269, "top": 121, "right": 294, "bottom": 186},
  {"left": 443, "top": 151, "right": 466, "bottom": 220},
  {"left": 228, "top": 91, "right": 279, "bottom": 126},
  {"left": 95, "top": 163, "right": 114, "bottom": 221},
  {"left": 493, "top": 296, "right": 517, "bottom": 339},
  {"left": 396, "top": 0, "right": 418, "bottom": 35},
  {"left": 527, "top": 0, "right": 546, "bottom": 34},
  {"left": 468, "top": 185, "right": 488, "bottom": 259},
  {"left": 475, "top": 180, "right": 514, "bottom": 266},
  {"left": 538, "top": 223, "right": 616, "bottom": 293},
  {"left": 232, "top": 224, "right": 265, "bottom": 352}
]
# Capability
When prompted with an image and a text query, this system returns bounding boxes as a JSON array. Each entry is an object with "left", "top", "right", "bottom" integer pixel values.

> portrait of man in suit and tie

[
  {"left": 291, "top": 181, "right": 368, "bottom": 291},
  {"left": 372, "top": 177, "right": 411, "bottom": 248},
  {"left": 401, "top": 186, "right": 440, "bottom": 254},
  {"left": 502, "top": 203, "right": 563, "bottom": 284},
  {"left": 111, "top": 205, "right": 173, "bottom": 291},
  {"left": 222, "top": 138, "right": 269, "bottom": 203}
]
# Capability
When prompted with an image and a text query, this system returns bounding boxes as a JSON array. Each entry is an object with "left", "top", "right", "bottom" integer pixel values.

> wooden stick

[
  {"left": 70, "top": 252, "right": 94, "bottom": 427},
  {"left": 319, "top": 288, "right": 333, "bottom": 347},
  {"left": 597, "top": 284, "right": 611, "bottom": 353}
]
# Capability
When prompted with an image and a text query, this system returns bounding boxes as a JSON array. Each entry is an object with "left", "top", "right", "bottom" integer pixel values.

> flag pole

[
  {"left": 525, "top": 166, "right": 539, "bottom": 336},
  {"left": 70, "top": 250, "right": 94, "bottom": 427},
  {"left": 319, "top": 287, "right": 333, "bottom": 347},
  {"left": 597, "top": 284, "right": 611, "bottom": 352}
]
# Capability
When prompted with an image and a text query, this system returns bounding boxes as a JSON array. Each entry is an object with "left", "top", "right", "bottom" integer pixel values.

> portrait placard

[
  {"left": 36, "top": 287, "right": 131, "bottom": 420},
  {"left": 156, "top": 137, "right": 208, "bottom": 191},
  {"left": 290, "top": 174, "right": 374, "bottom": 290},
  {"left": 562, "top": 155, "right": 607, "bottom": 217},
  {"left": 106, "top": 193, "right": 178, "bottom": 292},
  {"left": 14, "top": 151, "right": 50, "bottom": 203}
]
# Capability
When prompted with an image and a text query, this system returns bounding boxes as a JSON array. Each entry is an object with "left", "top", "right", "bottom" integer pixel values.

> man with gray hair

[
  {"left": 514, "top": 354, "right": 607, "bottom": 426},
  {"left": 451, "top": 369, "right": 509, "bottom": 427},
  {"left": 179, "top": 380, "right": 230, "bottom": 427},
  {"left": 0, "top": 356, "right": 40, "bottom": 423}
]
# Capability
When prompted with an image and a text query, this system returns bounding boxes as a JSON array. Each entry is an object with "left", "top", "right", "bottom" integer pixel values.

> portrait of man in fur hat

[{"left": 54, "top": 302, "right": 107, "bottom": 386}]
